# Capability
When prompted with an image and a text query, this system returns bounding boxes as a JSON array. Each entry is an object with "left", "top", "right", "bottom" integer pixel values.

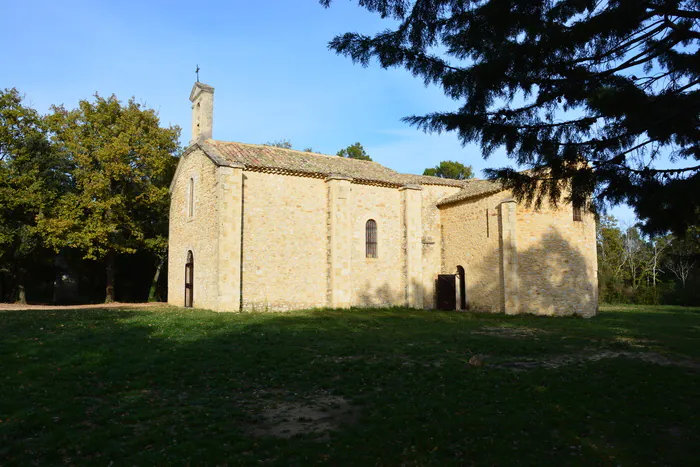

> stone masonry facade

[
  {"left": 439, "top": 191, "right": 598, "bottom": 316},
  {"left": 167, "top": 82, "right": 598, "bottom": 316}
]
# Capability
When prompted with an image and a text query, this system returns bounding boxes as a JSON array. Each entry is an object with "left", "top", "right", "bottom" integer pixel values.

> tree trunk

[
  {"left": 148, "top": 253, "right": 166, "bottom": 302},
  {"left": 105, "top": 252, "right": 116, "bottom": 303},
  {"left": 16, "top": 268, "right": 27, "bottom": 304}
]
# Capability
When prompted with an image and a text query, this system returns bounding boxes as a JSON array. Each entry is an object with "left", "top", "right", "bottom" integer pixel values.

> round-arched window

[{"left": 366, "top": 219, "right": 377, "bottom": 258}]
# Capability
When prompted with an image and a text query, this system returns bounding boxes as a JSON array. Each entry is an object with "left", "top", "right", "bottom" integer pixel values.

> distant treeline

[{"left": 598, "top": 216, "right": 700, "bottom": 306}]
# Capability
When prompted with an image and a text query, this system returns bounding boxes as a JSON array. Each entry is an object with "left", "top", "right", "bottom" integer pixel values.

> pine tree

[
  {"left": 321, "top": 0, "right": 700, "bottom": 233},
  {"left": 337, "top": 142, "right": 372, "bottom": 160},
  {"left": 423, "top": 160, "right": 474, "bottom": 180}
]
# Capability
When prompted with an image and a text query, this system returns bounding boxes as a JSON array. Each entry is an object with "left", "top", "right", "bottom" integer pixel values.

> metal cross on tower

[{"left": 195, "top": 65, "right": 200, "bottom": 82}]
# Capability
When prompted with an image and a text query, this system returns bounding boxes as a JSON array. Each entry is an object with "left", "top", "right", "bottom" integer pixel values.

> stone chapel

[{"left": 168, "top": 82, "right": 598, "bottom": 316}]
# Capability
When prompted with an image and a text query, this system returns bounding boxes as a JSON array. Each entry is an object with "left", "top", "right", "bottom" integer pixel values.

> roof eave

[
  {"left": 168, "top": 138, "right": 245, "bottom": 193},
  {"left": 436, "top": 188, "right": 505, "bottom": 207}
]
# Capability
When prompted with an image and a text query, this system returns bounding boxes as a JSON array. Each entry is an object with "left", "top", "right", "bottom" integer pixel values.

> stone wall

[
  {"left": 350, "top": 183, "right": 404, "bottom": 306},
  {"left": 168, "top": 148, "right": 220, "bottom": 310},
  {"left": 440, "top": 192, "right": 506, "bottom": 312},
  {"left": 216, "top": 166, "right": 243, "bottom": 312},
  {"left": 240, "top": 171, "right": 328, "bottom": 311},
  {"left": 516, "top": 200, "right": 598, "bottom": 316},
  {"left": 169, "top": 152, "right": 596, "bottom": 316},
  {"left": 439, "top": 190, "right": 598, "bottom": 316},
  {"left": 402, "top": 186, "right": 423, "bottom": 308},
  {"left": 419, "top": 185, "right": 462, "bottom": 308}
]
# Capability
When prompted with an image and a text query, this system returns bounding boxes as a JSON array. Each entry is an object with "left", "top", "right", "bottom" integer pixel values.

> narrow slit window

[
  {"left": 573, "top": 203, "right": 582, "bottom": 222},
  {"left": 366, "top": 219, "right": 377, "bottom": 258},
  {"left": 188, "top": 177, "right": 194, "bottom": 218},
  {"left": 486, "top": 208, "right": 490, "bottom": 237}
]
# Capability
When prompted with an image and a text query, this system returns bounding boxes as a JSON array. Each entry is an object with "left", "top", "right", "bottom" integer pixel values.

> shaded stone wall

[
  {"left": 419, "top": 185, "right": 462, "bottom": 308},
  {"left": 168, "top": 149, "right": 220, "bottom": 310},
  {"left": 500, "top": 200, "right": 519, "bottom": 314},
  {"left": 240, "top": 171, "right": 328, "bottom": 311},
  {"left": 439, "top": 190, "right": 598, "bottom": 316},
  {"left": 440, "top": 192, "right": 506, "bottom": 312},
  {"left": 516, "top": 201, "right": 598, "bottom": 316}
]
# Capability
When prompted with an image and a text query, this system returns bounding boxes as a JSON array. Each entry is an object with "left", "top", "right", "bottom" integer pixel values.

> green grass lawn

[{"left": 1, "top": 305, "right": 699, "bottom": 466}]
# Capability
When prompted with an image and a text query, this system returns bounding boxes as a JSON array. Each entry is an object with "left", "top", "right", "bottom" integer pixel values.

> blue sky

[{"left": 5, "top": 0, "right": 635, "bottom": 222}]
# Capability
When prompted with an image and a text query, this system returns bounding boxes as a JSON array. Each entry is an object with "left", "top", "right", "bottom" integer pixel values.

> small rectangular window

[
  {"left": 188, "top": 178, "right": 194, "bottom": 218},
  {"left": 573, "top": 204, "right": 582, "bottom": 222},
  {"left": 486, "top": 208, "right": 490, "bottom": 237}
]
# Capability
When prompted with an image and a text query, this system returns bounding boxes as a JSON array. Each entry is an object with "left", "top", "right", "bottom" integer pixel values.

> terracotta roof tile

[
  {"left": 205, "top": 140, "right": 467, "bottom": 187},
  {"left": 436, "top": 180, "right": 504, "bottom": 206}
]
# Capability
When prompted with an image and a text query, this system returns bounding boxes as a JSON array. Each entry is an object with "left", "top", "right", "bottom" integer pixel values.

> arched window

[
  {"left": 366, "top": 219, "right": 377, "bottom": 258},
  {"left": 188, "top": 177, "right": 194, "bottom": 218}
]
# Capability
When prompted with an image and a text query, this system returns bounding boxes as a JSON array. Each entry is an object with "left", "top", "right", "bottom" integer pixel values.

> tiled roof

[
  {"left": 193, "top": 139, "right": 505, "bottom": 203},
  {"left": 203, "top": 140, "right": 467, "bottom": 188},
  {"left": 435, "top": 179, "right": 504, "bottom": 206}
]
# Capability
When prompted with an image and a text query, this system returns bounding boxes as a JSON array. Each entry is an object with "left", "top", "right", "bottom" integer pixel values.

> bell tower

[{"left": 189, "top": 82, "right": 214, "bottom": 143}]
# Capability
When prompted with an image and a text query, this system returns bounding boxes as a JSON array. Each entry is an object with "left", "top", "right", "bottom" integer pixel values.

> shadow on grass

[{"left": 0, "top": 306, "right": 698, "bottom": 465}]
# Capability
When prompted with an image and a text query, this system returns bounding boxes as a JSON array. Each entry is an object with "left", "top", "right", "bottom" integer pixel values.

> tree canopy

[
  {"left": 597, "top": 215, "right": 699, "bottom": 305},
  {"left": 337, "top": 142, "right": 373, "bottom": 160},
  {"left": 41, "top": 94, "right": 180, "bottom": 302},
  {"left": 0, "top": 89, "right": 66, "bottom": 303},
  {"left": 321, "top": 0, "right": 700, "bottom": 234},
  {"left": 423, "top": 160, "right": 474, "bottom": 180}
]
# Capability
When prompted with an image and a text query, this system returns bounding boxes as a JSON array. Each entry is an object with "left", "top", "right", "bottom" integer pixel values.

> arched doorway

[
  {"left": 456, "top": 265, "right": 466, "bottom": 310},
  {"left": 184, "top": 250, "right": 194, "bottom": 308}
]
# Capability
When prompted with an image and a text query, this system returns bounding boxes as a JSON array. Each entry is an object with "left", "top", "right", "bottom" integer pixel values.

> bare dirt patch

[
  {"left": 472, "top": 326, "right": 546, "bottom": 338},
  {"left": 248, "top": 394, "right": 361, "bottom": 440},
  {"left": 614, "top": 336, "right": 658, "bottom": 348},
  {"left": 490, "top": 350, "right": 700, "bottom": 371}
]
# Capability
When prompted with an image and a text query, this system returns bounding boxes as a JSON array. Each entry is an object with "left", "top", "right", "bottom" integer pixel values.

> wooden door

[
  {"left": 184, "top": 251, "right": 194, "bottom": 308},
  {"left": 436, "top": 274, "right": 456, "bottom": 310}
]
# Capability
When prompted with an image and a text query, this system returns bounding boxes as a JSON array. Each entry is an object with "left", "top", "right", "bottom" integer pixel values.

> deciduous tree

[
  {"left": 41, "top": 94, "right": 180, "bottom": 303},
  {"left": 665, "top": 228, "right": 699, "bottom": 287},
  {"left": 0, "top": 89, "right": 65, "bottom": 303},
  {"left": 264, "top": 139, "right": 293, "bottom": 149}
]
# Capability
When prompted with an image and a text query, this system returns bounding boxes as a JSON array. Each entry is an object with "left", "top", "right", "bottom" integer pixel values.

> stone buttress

[
  {"left": 326, "top": 174, "right": 353, "bottom": 308},
  {"left": 216, "top": 164, "right": 244, "bottom": 311},
  {"left": 401, "top": 185, "right": 423, "bottom": 308}
]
